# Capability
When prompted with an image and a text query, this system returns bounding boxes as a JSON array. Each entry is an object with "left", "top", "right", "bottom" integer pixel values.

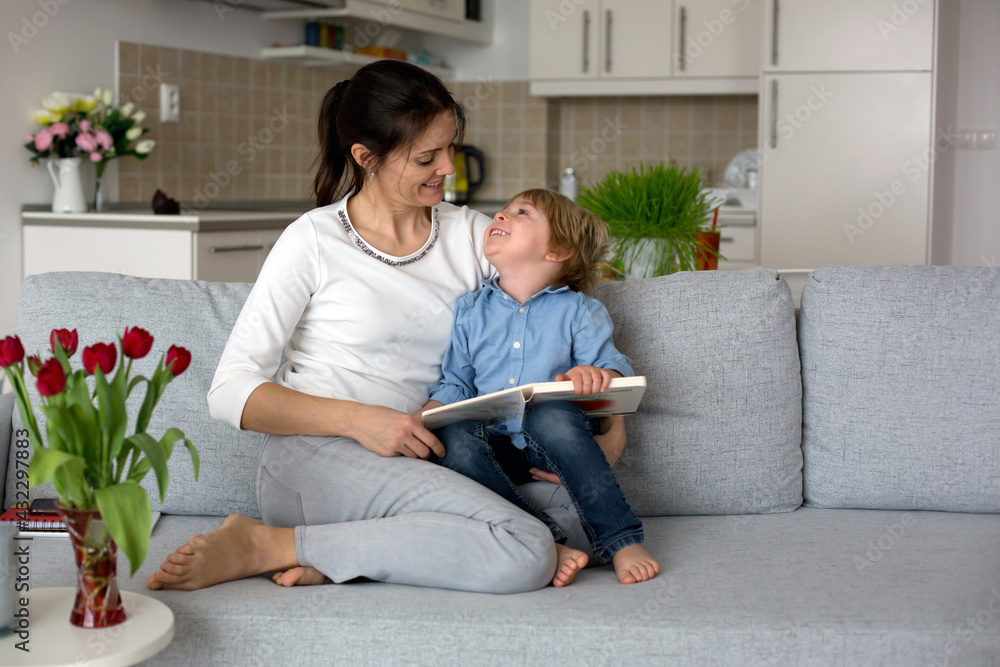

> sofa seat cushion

[
  {"left": 26, "top": 509, "right": 1000, "bottom": 665},
  {"left": 597, "top": 270, "right": 802, "bottom": 516},
  {"left": 798, "top": 265, "right": 1000, "bottom": 512}
]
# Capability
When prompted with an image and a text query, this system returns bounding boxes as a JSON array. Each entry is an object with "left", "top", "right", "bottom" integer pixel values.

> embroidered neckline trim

[{"left": 338, "top": 206, "right": 440, "bottom": 267}]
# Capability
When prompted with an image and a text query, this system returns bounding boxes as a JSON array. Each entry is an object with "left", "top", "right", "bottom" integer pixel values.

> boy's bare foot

[
  {"left": 147, "top": 514, "right": 297, "bottom": 591},
  {"left": 272, "top": 566, "right": 331, "bottom": 587},
  {"left": 612, "top": 544, "right": 659, "bottom": 584},
  {"left": 552, "top": 543, "right": 588, "bottom": 587}
]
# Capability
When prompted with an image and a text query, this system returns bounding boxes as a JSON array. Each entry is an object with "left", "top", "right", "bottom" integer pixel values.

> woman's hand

[
  {"left": 350, "top": 404, "right": 445, "bottom": 459},
  {"left": 528, "top": 415, "right": 627, "bottom": 484}
]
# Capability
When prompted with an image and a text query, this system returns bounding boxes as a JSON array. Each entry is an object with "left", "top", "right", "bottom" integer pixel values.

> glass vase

[
  {"left": 92, "top": 161, "right": 109, "bottom": 212},
  {"left": 56, "top": 507, "right": 126, "bottom": 628}
]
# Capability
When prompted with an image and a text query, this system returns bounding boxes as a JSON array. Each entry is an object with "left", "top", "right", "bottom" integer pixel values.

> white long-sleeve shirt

[{"left": 207, "top": 197, "right": 493, "bottom": 430}]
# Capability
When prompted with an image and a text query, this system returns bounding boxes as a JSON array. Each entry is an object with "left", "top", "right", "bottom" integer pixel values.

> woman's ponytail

[{"left": 313, "top": 79, "right": 352, "bottom": 207}]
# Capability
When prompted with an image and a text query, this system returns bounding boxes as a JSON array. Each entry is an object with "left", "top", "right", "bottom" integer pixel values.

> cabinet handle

[
  {"left": 582, "top": 10, "right": 590, "bottom": 73},
  {"left": 209, "top": 244, "right": 264, "bottom": 253},
  {"left": 679, "top": 6, "right": 687, "bottom": 72},
  {"left": 605, "top": 9, "right": 612, "bottom": 73},
  {"left": 720, "top": 237, "right": 735, "bottom": 243},
  {"left": 769, "top": 79, "right": 778, "bottom": 149},
  {"left": 771, "top": 0, "right": 779, "bottom": 66}
]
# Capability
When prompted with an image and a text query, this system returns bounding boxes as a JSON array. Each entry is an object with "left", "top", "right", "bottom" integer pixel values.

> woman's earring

[{"left": 369, "top": 170, "right": 375, "bottom": 179}]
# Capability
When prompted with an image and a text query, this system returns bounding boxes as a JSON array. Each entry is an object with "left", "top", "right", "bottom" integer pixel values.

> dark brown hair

[
  {"left": 511, "top": 189, "right": 610, "bottom": 296},
  {"left": 313, "top": 60, "right": 466, "bottom": 206}
]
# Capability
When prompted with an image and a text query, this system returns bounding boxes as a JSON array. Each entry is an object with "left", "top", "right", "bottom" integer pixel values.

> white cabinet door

[
  {"left": 530, "top": 0, "right": 600, "bottom": 80},
  {"left": 193, "top": 229, "right": 282, "bottom": 283},
  {"left": 763, "top": 0, "right": 935, "bottom": 72},
  {"left": 22, "top": 227, "right": 193, "bottom": 279},
  {"left": 674, "top": 0, "right": 762, "bottom": 78},
  {"left": 601, "top": 0, "right": 674, "bottom": 78},
  {"left": 758, "top": 72, "right": 932, "bottom": 269}
]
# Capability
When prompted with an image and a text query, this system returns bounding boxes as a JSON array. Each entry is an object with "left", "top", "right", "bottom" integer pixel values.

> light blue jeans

[{"left": 256, "top": 433, "right": 591, "bottom": 594}]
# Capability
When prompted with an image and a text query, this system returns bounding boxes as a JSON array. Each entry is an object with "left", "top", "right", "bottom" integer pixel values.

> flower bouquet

[
  {"left": 25, "top": 89, "right": 155, "bottom": 211},
  {"left": 0, "top": 328, "right": 198, "bottom": 628}
]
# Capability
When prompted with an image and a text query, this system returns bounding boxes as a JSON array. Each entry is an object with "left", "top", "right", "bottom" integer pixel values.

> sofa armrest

[{"left": 0, "top": 392, "right": 13, "bottom": 510}]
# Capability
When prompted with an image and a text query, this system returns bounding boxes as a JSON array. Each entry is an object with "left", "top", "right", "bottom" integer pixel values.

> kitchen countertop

[{"left": 22, "top": 205, "right": 307, "bottom": 232}]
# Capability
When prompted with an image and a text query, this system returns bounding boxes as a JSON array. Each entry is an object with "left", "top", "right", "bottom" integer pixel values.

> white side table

[{"left": 0, "top": 587, "right": 174, "bottom": 667}]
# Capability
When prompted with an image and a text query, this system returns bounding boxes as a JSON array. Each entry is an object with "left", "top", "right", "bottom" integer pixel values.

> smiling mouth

[
  {"left": 489, "top": 229, "right": 509, "bottom": 237},
  {"left": 424, "top": 180, "right": 443, "bottom": 188}
]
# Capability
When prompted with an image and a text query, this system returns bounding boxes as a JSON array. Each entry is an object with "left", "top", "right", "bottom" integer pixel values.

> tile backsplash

[{"left": 117, "top": 41, "right": 757, "bottom": 205}]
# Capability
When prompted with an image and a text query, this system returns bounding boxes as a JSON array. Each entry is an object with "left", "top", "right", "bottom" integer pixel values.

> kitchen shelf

[
  {"left": 260, "top": 0, "right": 492, "bottom": 44},
  {"left": 260, "top": 46, "right": 452, "bottom": 78}
]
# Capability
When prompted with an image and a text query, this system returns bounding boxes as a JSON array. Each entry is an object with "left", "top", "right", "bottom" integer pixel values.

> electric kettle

[{"left": 444, "top": 145, "right": 486, "bottom": 205}]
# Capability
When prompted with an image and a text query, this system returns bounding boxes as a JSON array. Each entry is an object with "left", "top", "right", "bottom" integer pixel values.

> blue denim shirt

[{"left": 429, "top": 278, "right": 634, "bottom": 447}]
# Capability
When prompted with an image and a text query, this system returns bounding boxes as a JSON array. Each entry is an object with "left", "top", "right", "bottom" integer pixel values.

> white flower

[
  {"left": 42, "top": 92, "right": 74, "bottom": 114},
  {"left": 102, "top": 88, "right": 114, "bottom": 106},
  {"left": 32, "top": 109, "right": 57, "bottom": 125},
  {"left": 135, "top": 140, "right": 155, "bottom": 155},
  {"left": 131, "top": 110, "right": 146, "bottom": 125},
  {"left": 120, "top": 102, "right": 135, "bottom": 119},
  {"left": 126, "top": 127, "right": 143, "bottom": 141},
  {"left": 80, "top": 95, "right": 98, "bottom": 112}
]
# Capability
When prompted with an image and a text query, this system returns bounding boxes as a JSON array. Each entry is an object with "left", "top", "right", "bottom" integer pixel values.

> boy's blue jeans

[{"left": 435, "top": 401, "right": 643, "bottom": 564}]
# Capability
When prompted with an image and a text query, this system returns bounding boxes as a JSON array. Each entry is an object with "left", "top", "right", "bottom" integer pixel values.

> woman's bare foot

[
  {"left": 552, "top": 543, "right": 588, "bottom": 587},
  {"left": 147, "top": 514, "right": 297, "bottom": 591},
  {"left": 612, "top": 544, "right": 659, "bottom": 584},
  {"left": 272, "top": 566, "right": 331, "bottom": 587}
]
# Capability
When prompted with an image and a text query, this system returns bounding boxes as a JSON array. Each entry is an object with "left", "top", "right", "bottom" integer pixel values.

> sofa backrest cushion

[
  {"left": 6, "top": 272, "right": 262, "bottom": 517},
  {"left": 597, "top": 270, "right": 803, "bottom": 516},
  {"left": 798, "top": 265, "right": 1000, "bottom": 512}
]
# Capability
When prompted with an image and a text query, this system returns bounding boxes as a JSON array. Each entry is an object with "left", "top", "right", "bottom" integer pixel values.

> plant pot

[{"left": 56, "top": 506, "right": 126, "bottom": 628}]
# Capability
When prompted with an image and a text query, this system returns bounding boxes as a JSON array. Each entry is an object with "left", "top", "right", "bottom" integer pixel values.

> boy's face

[{"left": 484, "top": 197, "right": 556, "bottom": 269}]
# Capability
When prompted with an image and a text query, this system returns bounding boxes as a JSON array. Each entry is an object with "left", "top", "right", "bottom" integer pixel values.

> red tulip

[
  {"left": 36, "top": 358, "right": 66, "bottom": 396},
  {"left": 82, "top": 342, "right": 117, "bottom": 375},
  {"left": 50, "top": 328, "right": 79, "bottom": 357},
  {"left": 122, "top": 327, "right": 154, "bottom": 359},
  {"left": 165, "top": 345, "right": 191, "bottom": 377},
  {"left": 26, "top": 355, "right": 42, "bottom": 376},
  {"left": 0, "top": 336, "right": 25, "bottom": 367}
]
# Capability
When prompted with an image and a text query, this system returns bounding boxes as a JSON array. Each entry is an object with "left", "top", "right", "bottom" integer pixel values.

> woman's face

[{"left": 374, "top": 111, "right": 457, "bottom": 209}]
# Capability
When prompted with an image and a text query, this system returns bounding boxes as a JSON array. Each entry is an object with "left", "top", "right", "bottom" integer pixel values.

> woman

[{"left": 147, "top": 60, "right": 623, "bottom": 594}]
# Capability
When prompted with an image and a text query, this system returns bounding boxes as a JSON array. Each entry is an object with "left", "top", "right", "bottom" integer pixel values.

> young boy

[{"left": 417, "top": 189, "right": 659, "bottom": 587}]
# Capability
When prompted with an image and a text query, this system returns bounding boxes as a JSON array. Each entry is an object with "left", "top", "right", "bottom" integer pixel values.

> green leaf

[
  {"left": 95, "top": 482, "right": 152, "bottom": 577},
  {"left": 160, "top": 428, "right": 199, "bottom": 481},
  {"left": 127, "top": 374, "right": 149, "bottom": 398},
  {"left": 127, "top": 457, "right": 151, "bottom": 483},
  {"left": 28, "top": 447, "right": 85, "bottom": 488},
  {"left": 124, "top": 433, "right": 169, "bottom": 502}
]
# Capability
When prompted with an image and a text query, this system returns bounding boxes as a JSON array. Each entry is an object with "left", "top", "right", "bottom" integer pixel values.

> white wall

[
  {"left": 427, "top": 0, "right": 529, "bottom": 81},
  {"left": 951, "top": 0, "right": 1000, "bottom": 267},
  {"left": 0, "top": 0, "right": 299, "bottom": 336}
]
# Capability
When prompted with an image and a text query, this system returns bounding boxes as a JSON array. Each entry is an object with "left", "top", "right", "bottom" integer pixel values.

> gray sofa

[{"left": 2, "top": 266, "right": 999, "bottom": 665}]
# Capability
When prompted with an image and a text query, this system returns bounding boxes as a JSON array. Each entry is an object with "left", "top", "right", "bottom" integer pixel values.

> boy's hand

[{"left": 555, "top": 365, "right": 615, "bottom": 396}]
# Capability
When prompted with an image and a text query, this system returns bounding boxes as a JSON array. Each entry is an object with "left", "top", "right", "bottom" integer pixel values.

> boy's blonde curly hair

[{"left": 509, "top": 188, "right": 609, "bottom": 296}]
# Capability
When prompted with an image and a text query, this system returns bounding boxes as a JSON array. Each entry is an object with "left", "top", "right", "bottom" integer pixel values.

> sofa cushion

[
  {"left": 24, "top": 509, "right": 1000, "bottom": 665},
  {"left": 799, "top": 265, "right": 1000, "bottom": 512},
  {"left": 6, "top": 272, "right": 261, "bottom": 517},
  {"left": 596, "top": 270, "right": 802, "bottom": 516}
]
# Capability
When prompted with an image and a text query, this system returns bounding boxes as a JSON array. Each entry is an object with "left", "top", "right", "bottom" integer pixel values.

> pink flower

[
  {"left": 80, "top": 119, "right": 92, "bottom": 132},
  {"left": 50, "top": 122, "right": 69, "bottom": 138},
  {"left": 96, "top": 130, "right": 112, "bottom": 150},
  {"left": 90, "top": 152, "right": 103, "bottom": 162},
  {"left": 24, "top": 134, "right": 34, "bottom": 143},
  {"left": 34, "top": 129, "right": 53, "bottom": 151},
  {"left": 76, "top": 132, "right": 98, "bottom": 152}
]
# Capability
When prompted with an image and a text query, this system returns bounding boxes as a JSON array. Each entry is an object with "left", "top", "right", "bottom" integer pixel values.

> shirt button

[
  {"left": 513, "top": 341, "right": 521, "bottom": 349},
  {"left": 518, "top": 307, "right": 525, "bottom": 313},
  {"left": 508, "top": 378, "right": 516, "bottom": 385},
  {"left": 504, "top": 295, "right": 510, "bottom": 301}
]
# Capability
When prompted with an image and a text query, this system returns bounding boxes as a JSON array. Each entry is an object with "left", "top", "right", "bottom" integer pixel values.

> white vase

[{"left": 46, "top": 157, "right": 88, "bottom": 213}]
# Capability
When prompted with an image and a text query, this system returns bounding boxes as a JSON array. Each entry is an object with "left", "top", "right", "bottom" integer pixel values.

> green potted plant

[
  {"left": 0, "top": 328, "right": 198, "bottom": 628},
  {"left": 578, "top": 161, "right": 721, "bottom": 278}
]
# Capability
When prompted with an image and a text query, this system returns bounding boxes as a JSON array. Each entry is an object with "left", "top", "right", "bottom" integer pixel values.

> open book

[{"left": 422, "top": 376, "right": 647, "bottom": 431}]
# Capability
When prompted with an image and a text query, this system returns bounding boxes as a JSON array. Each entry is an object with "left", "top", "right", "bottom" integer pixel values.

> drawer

[
  {"left": 717, "top": 225, "right": 757, "bottom": 264},
  {"left": 193, "top": 229, "right": 282, "bottom": 282}
]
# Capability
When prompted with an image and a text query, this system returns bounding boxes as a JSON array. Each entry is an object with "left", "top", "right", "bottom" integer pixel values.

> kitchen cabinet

[
  {"left": 757, "top": 0, "right": 958, "bottom": 270},
  {"left": 763, "top": 0, "right": 934, "bottom": 73},
  {"left": 674, "top": 0, "right": 762, "bottom": 78},
  {"left": 529, "top": 0, "right": 760, "bottom": 96},
  {"left": 22, "top": 210, "right": 297, "bottom": 283},
  {"left": 367, "top": 0, "right": 465, "bottom": 22}
]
